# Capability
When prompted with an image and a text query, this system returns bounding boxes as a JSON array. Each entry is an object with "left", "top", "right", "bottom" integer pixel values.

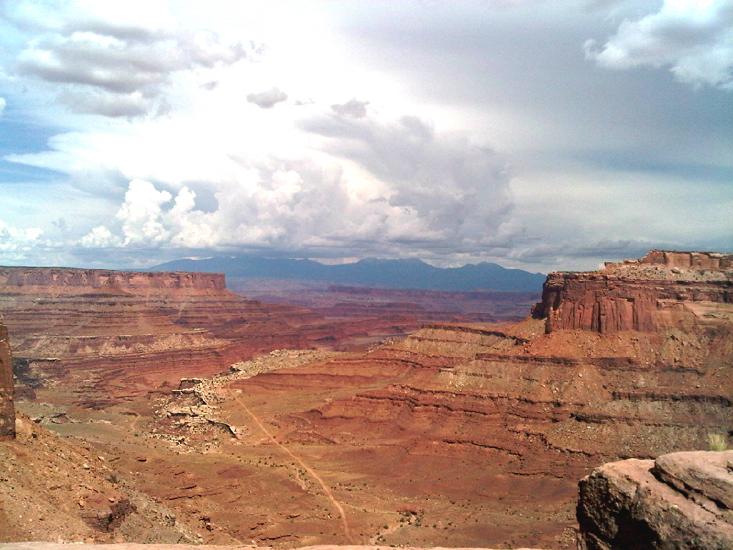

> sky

[{"left": 0, "top": 0, "right": 731, "bottom": 272}]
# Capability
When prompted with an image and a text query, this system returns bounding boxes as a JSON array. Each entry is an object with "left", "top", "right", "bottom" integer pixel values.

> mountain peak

[{"left": 150, "top": 255, "right": 545, "bottom": 292}]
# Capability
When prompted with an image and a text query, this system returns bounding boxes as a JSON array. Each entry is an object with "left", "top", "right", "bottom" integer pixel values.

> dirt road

[{"left": 234, "top": 394, "right": 353, "bottom": 543}]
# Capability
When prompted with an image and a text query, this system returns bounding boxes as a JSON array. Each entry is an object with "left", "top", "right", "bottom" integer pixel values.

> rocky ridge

[
  {"left": 577, "top": 450, "right": 733, "bottom": 549},
  {"left": 155, "top": 349, "right": 336, "bottom": 451},
  {"left": 0, "top": 268, "right": 226, "bottom": 291},
  {"left": 533, "top": 250, "right": 733, "bottom": 333},
  {"left": 0, "top": 266, "right": 332, "bottom": 406}
]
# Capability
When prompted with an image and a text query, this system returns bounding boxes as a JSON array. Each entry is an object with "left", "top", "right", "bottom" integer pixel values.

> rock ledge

[{"left": 577, "top": 450, "right": 733, "bottom": 549}]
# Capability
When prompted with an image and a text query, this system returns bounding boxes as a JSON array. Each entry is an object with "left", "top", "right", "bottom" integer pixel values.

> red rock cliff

[
  {"left": 0, "top": 266, "right": 340, "bottom": 406},
  {"left": 0, "top": 319, "right": 14, "bottom": 439},
  {"left": 0, "top": 267, "right": 225, "bottom": 292},
  {"left": 533, "top": 250, "right": 733, "bottom": 334}
]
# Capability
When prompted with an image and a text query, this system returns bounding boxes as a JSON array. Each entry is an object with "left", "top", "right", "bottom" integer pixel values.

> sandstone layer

[
  {"left": 577, "top": 450, "right": 733, "bottom": 549},
  {"left": 533, "top": 251, "right": 733, "bottom": 333},
  {"left": 0, "top": 267, "right": 531, "bottom": 407},
  {"left": 0, "top": 545, "right": 536, "bottom": 550},
  {"left": 3, "top": 252, "right": 731, "bottom": 549},
  {"left": 0, "top": 317, "right": 14, "bottom": 439},
  {"left": 136, "top": 303, "right": 730, "bottom": 547},
  {"left": 0, "top": 267, "right": 335, "bottom": 406},
  {"left": 0, "top": 268, "right": 226, "bottom": 291}
]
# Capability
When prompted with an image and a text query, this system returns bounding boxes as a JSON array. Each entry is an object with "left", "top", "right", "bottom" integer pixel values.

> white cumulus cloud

[
  {"left": 0, "top": 220, "right": 43, "bottom": 258},
  {"left": 303, "top": 109, "right": 513, "bottom": 247},
  {"left": 62, "top": 103, "right": 514, "bottom": 259},
  {"left": 585, "top": 0, "right": 733, "bottom": 90},
  {"left": 79, "top": 225, "right": 120, "bottom": 248},
  {"left": 116, "top": 179, "right": 174, "bottom": 245}
]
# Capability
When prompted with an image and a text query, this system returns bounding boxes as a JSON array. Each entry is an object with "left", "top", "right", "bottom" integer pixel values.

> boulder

[{"left": 577, "top": 450, "right": 733, "bottom": 549}]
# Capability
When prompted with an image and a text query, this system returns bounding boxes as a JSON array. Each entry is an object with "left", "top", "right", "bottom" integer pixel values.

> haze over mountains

[{"left": 150, "top": 256, "right": 545, "bottom": 292}]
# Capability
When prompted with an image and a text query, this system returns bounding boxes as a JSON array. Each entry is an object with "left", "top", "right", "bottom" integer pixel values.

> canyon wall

[
  {"left": 0, "top": 267, "right": 225, "bottom": 292},
  {"left": 200, "top": 314, "right": 731, "bottom": 546},
  {"left": 0, "top": 319, "right": 14, "bottom": 439},
  {"left": 2, "top": 251, "right": 730, "bottom": 548},
  {"left": 533, "top": 250, "right": 733, "bottom": 333},
  {"left": 0, "top": 266, "right": 539, "bottom": 408},
  {"left": 0, "top": 266, "right": 328, "bottom": 406},
  {"left": 190, "top": 251, "right": 731, "bottom": 547}
]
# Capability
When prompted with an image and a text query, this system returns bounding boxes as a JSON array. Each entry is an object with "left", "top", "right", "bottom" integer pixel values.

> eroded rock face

[
  {"left": 533, "top": 250, "right": 733, "bottom": 334},
  {"left": 0, "top": 267, "right": 326, "bottom": 406},
  {"left": 0, "top": 267, "right": 225, "bottom": 291},
  {"left": 577, "top": 450, "right": 733, "bottom": 549},
  {"left": 0, "top": 319, "right": 14, "bottom": 440},
  {"left": 199, "top": 313, "right": 731, "bottom": 547}
]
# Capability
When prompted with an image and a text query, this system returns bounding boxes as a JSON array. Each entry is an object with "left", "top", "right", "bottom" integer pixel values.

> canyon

[
  {"left": 0, "top": 267, "right": 531, "bottom": 408},
  {"left": 0, "top": 250, "right": 731, "bottom": 548},
  {"left": 0, "top": 266, "right": 330, "bottom": 406},
  {"left": 232, "top": 283, "right": 537, "bottom": 326}
]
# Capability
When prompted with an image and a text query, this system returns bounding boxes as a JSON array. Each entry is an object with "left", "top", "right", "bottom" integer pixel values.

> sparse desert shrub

[{"left": 707, "top": 433, "right": 728, "bottom": 451}]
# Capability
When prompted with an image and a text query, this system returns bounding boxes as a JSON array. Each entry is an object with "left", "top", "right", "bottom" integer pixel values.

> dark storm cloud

[
  {"left": 303, "top": 107, "right": 513, "bottom": 250},
  {"left": 320, "top": 1, "right": 733, "bottom": 266}
]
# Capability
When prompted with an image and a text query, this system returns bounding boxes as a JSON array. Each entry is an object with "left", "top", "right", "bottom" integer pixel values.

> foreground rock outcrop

[
  {"left": 533, "top": 250, "right": 733, "bottom": 333},
  {"left": 0, "top": 317, "right": 14, "bottom": 439},
  {"left": 0, "top": 414, "right": 200, "bottom": 543},
  {"left": 577, "top": 450, "right": 733, "bottom": 549},
  {"left": 0, "top": 545, "right": 537, "bottom": 550}
]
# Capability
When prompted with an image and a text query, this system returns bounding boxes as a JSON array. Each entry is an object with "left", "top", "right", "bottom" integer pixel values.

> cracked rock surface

[{"left": 577, "top": 450, "right": 733, "bottom": 549}]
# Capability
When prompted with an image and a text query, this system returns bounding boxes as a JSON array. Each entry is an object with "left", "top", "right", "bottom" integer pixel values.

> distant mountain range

[{"left": 150, "top": 256, "right": 545, "bottom": 292}]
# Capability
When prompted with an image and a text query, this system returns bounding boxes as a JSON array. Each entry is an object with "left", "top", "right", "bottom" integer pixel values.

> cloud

[
  {"left": 79, "top": 225, "right": 120, "bottom": 248},
  {"left": 116, "top": 179, "right": 173, "bottom": 245},
  {"left": 303, "top": 109, "right": 513, "bottom": 248},
  {"left": 246, "top": 87, "right": 288, "bottom": 108},
  {"left": 13, "top": 14, "right": 255, "bottom": 117},
  {"left": 331, "top": 99, "right": 369, "bottom": 118},
  {"left": 0, "top": 97, "right": 5, "bottom": 115},
  {"left": 2, "top": 1, "right": 731, "bottom": 271},
  {"left": 585, "top": 0, "right": 733, "bottom": 90},
  {"left": 0, "top": 219, "right": 43, "bottom": 258},
  {"left": 62, "top": 105, "right": 513, "bottom": 260},
  {"left": 58, "top": 90, "right": 152, "bottom": 117}
]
